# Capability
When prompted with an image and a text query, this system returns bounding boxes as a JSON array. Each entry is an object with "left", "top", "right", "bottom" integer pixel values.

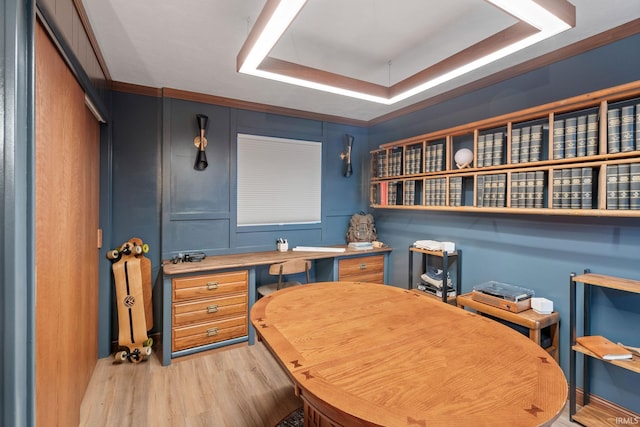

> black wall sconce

[
  {"left": 194, "top": 114, "right": 209, "bottom": 171},
  {"left": 340, "top": 134, "right": 354, "bottom": 177}
]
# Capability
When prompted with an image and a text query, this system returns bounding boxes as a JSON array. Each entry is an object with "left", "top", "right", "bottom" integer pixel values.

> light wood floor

[{"left": 80, "top": 342, "right": 580, "bottom": 427}]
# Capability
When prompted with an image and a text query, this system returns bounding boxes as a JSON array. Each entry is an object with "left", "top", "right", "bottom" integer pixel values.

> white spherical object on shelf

[{"left": 454, "top": 148, "right": 474, "bottom": 169}]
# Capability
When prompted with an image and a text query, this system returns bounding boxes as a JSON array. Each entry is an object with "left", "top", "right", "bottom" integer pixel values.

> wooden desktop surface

[
  {"left": 163, "top": 245, "right": 392, "bottom": 275},
  {"left": 251, "top": 282, "right": 567, "bottom": 427}
]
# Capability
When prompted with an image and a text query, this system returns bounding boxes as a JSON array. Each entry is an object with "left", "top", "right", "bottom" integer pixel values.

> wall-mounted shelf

[
  {"left": 370, "top": 81, "right": 640, "bottom": 217},
  {"left": 569, "top": 271, "right": 640, "bottom": 425}
]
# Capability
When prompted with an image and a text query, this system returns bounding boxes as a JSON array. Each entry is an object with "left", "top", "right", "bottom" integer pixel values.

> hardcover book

[
  {"left": 520, "top": 126, "right": 530, "bottom": 163},
  {"left": 493, "top": 132, "right": 504, "bottom": 166},
  {"left": 510, "top": 172, "right": 521, "bottom": 208},
  {"left": 526, "top": 171, "right": 535, "bottom": 208},
  {"left": 581, "top": 168, "right": 593, "bottom": 209},
  {"left": 607, "top": 108, "right": 621, "bottom": 154},
  {"left": 477, "top": 134, "right": 485, "bottom": 168},
  {"left": 476, "top": 175, "right": 485, "bottom": 207},
  {"left": 576, "top": 335, "right": 632, "bottom": 360},
  {"left": 530, "top": 125, "right": 542, "bottom": 162},
  {"left": 620, "top": 105, "right": 635, "bottom": 153},
  {"left": 561, "top": 169, "right": 571, "bottom": 209},
  {"left": 570, "top": 168, "right": 581, "bottom": 209},
  {"left": 631, "top": 163, "right": 640, "bottom": 210},
  {"left": 534, "top": 171, "right": 544, "bottom": 208},
  {"left": 576, "top": 115, "right": 587, "bottom": 157},
  {"left": 497, "top": 174, "right": 506, "bottom": 207},
  {"left": 636, "top": 104, "right": 640, "bottom": 151},
  {"left": 518, "top": 172, "right": 527, "bottom": 208},
  {"left": 606, "top": 165, "right": 618, "bottom": 210},
  {"left": 552, "top": 170, "right": 562, "bottom": 209},
  {"left": 484, "top": 133, "right": 494, "bottom": 167},
  {"left": 553, "top": 119, "right": 565, "bottom": 159},
  {"left": 586, "top": 113, "right": 599, "bottom": 156},
  {"left": 435, "top": 144, "right": 444, "bottom": 172},
  {"left": 511, "top": 128, "right": 521, "bottom": 164},
  {"left": 564, "top": 117, "right": 577, "bottom": 158},
  {"left": 618, "top": 163, "right": 630, "bottom": 210}
]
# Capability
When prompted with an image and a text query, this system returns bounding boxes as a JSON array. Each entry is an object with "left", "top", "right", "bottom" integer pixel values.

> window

[{"left": 237, "top": 133, "right": 322, "bottom": 226}]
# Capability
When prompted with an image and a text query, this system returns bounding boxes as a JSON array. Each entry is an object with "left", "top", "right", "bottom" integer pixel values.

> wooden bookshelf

[{"left": 370, "top": 80, "right": 640, "bottom": 217}]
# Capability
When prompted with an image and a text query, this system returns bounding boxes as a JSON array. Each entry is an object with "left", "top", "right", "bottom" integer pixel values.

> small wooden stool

[{"left": 457, "top": 292, "right": 560, "bottom": 363}]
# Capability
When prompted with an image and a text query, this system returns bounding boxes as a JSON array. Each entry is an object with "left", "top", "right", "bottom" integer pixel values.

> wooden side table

[{"left": 457, "top": 292, "right": 560, "bottom": 363}]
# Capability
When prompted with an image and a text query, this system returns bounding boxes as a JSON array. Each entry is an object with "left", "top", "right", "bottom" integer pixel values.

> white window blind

[{"left": 237, "top": 133, "right": 322, "bottom": 226}]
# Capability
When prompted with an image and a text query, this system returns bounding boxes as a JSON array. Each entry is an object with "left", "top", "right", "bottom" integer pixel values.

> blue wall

[
  {"left": 108, "top": 33, "right": 640, "bottom": 413},
  {"left": 109, "top": 92, "right": 369, "bottom": 341},
  {"left": 368, "top": 34, "right": 640, "bottom": 412}
]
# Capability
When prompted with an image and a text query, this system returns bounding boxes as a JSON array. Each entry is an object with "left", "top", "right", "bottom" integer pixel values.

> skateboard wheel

[
  {"left": 128, "top": 350, "right": 143, "bottom": 364},
  {"left": 132, "top": 245, "right": 143, "bottom": 255},
  {"left": 106, "top": 249, "right": 119, "bottom": 260},
  {"left": 141, "top": 243, "right": 149, "bottom": 254},
  {"left": 115, "top": 351, "right": 127, "bottom": 362},
  {"left": 144, "top": 346, "right": 152, "bottom": 356},
  {"left": 143, "top": 337, "right": 154, "bottom": 348}
]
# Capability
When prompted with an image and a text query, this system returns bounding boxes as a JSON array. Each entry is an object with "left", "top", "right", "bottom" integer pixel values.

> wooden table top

[
  {"left": 251, "top": 282, "right": 567, "bottom": 427},
  {"left": 163, "top": 245, "right": 392, "bottom": 275}
]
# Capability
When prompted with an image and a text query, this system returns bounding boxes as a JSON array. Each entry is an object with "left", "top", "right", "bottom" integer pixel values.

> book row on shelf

[
  {"left": 606, "top": 163, "right": 640, "bottom": 210},
  {"left": 372, "top": 161, "right": 640, "bottom": 211},
  {"left": 371, "top": 101, "right": 640, "bottom": 179}
]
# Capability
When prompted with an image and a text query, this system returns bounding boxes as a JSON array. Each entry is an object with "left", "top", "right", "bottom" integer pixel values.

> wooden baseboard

[{"left": 575, "top": 388, "right": 640, "bottom": 419}]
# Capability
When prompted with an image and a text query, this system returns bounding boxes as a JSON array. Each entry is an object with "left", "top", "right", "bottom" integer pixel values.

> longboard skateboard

[
  {"left": 128, "top": 237, "right": 153, "bottom": 330},
  {"left": 108, "top": 240, "right": 152, "bottom": 363}
]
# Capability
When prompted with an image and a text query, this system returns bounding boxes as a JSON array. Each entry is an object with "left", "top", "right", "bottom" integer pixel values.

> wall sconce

[
  {"left": 340, "top": 134, "right": 354, "bottom": 177},
  {"left": 194, "top": 114, "right": 209, "bottom": 171}
]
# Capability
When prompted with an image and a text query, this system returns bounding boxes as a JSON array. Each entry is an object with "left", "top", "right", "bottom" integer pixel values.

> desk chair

[{"left": 257, "top": 259, "right": 311, "bottom": 297}]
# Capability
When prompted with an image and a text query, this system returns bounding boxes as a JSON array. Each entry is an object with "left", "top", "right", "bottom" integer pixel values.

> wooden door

[{"left": 35, "top": 21, "right": 100, "bottom": 427}]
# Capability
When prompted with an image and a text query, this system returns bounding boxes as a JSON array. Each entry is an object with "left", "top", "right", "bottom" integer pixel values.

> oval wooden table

[{"left": 251, "top": 282, "right": 567, "bottom": 427}]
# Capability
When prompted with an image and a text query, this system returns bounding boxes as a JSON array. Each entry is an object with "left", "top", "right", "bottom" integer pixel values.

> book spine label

[
  {"left": 576, "top": 115, "right": 587, "bottom": 157},
  {"left": 631, "top": 163, "right": 640, "bottom": 210},
  {"left": 607, "top": 108, "right": 621, "bottom": 154},
  {"left": 511, "top": 128, "right": 521, "bottom": 164},
  {"left": 586, "top": 113, "right": 599, "bottom": 156},
  {"left": 607, "top": 165, "right": 618, "bottom": 209},
  {"left": 581, "top": 168, "right": 592, "bottom": 209},
  {"left": 621, "top": 105, "right": 635, "bottom": 153},
  {"left": 530, "top": 125, "right": 542, "bottom": 162},
  {"left": 618, "top": 163, "right": 630, "bottom": 210},
  {"left": 553, "top": 120, "right": 565, "bottom": 160},
  {"left": 436, "top": 144, "right": 443, "bottom": 172}
]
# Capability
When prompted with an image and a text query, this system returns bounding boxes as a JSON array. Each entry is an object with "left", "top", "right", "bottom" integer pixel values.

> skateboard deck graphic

[{"left": 108, "top": 239, "right": 153, "bottom": 363}]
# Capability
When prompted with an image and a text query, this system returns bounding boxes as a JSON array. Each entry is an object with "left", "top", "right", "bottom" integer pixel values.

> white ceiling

[{"left": 82, "top": 0, "right": 640, "bottom": 122}]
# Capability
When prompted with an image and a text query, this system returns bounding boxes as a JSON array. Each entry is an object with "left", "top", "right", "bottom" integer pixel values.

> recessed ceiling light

[{"left": 237, "top": 0, "right": 575, "bottom": 104}]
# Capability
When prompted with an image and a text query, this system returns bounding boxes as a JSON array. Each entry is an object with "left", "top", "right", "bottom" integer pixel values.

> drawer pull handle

[
  {"left": 207, "top": 328, "right": 219, "bottom": 337},
  {"left": 207, "top": 305, "right": 219, "bottom": 313},
  {"left": 207, "top": 281, "right": 219, "bottom": 290},
  {"left": 359, "top": 263, "right": 367, "bottom": 270}
]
